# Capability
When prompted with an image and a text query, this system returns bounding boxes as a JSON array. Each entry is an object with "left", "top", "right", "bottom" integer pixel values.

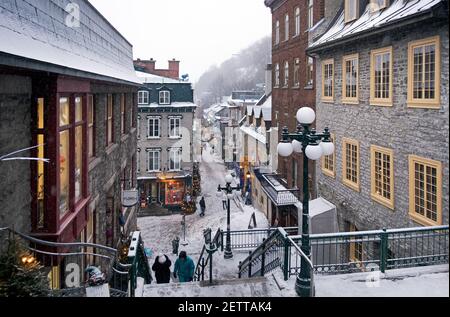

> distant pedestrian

[
  {"left": 173, "top": 251, "right": 195, "bottom": 283},
  {"left": 199, "top": 196, "right": 206, "bottom": 217},
  {"left": 152, "top": 254, "right": 172, "bottom": 284},
  {"left": 222, "top": 192, "right": 227, "bottom": 209}
]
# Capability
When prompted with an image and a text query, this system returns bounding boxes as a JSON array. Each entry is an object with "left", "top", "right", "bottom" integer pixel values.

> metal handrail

[{"left": 194, "top": 228, "right": 222, "bottom": 281}]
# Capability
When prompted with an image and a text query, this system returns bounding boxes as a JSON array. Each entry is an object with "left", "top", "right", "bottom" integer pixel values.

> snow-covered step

[{"left": 143, "top": 276, "right": 285, "bottom": 297}]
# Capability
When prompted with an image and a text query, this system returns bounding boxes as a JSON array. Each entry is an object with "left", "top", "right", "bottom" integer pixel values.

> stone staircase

[{"left": 142, "top": 276, "right": 286, "bottom": 297}]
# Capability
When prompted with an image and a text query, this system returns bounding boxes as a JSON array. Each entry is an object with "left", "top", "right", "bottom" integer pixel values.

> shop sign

[{"left": 122, "top": 190, "right": 139, "bottom": 207}]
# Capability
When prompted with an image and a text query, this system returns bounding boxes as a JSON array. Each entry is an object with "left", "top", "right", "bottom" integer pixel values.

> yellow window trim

[
  {"left": 408, "top": 155, "right": 442, "bottom": 226},
  {"left": 344, "top": 0, "right": 359, "bottom": 23},
  {"left": 370, "top": 145, "right": 395, "bottom": 210},
  {"left": 407, "top": 36, "right": 441, "bottom": 109},
  {"left": 342, "top": 53, "right": 359, "bottom": 104},
  {"left": 370, "top": 46, "right": 393, "bottom": 107},
  {"left": 321, "top": 59, "right": 334, "bottom": 102},
  {"left": 321, "top": 133, "right": 336, "bottom": 178},
  {"left": 342, "top": 137, "right": 360, "bottom": 192}
]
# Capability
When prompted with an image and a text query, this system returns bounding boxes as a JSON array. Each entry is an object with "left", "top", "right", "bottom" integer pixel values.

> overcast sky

[{"left": 89, "top": 0, "right": 272, "bottom": 85}]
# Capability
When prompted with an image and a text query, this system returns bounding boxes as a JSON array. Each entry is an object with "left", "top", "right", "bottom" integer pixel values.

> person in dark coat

[
  {"left": 199, "top": 197, "right": 206, "bottom": 217},
  {"left": 152, "top": 254, "right": 172, "bottom": 284}
]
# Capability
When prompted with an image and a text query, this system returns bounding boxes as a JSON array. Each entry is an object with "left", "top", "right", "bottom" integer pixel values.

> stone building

[
  {"left": 0, "top": 0, "right": 140, "bottom": 288},
  {"left": 136, "top": 71, "right": 196, "bottom": 213},
  {"left": 308, "top": 0, "right": 449, "bottom": 241}
]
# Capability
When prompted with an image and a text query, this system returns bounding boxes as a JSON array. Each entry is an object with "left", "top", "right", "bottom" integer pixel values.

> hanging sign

[{"left": 122, "top": 190, "right": 139, "bottom": 207}]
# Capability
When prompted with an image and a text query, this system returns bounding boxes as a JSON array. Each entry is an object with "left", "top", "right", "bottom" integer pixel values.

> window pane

[
  {"left": 59, "top": 97, "right": 69, "bottom": 126},
  {"left": 59, "top": 130, "right": 70, "bottom": 216},
  {"left": 75, "top": 97, "right": 82, "bottom": 122},
  {"left": 75, "top": 126, "right": 83, "bottom": 203},
  {"left": 38, "top": 98, "right": 44, "bottom": 129},
  {"left": 37, "top": 134, "right": 45, "bottom": 228}
]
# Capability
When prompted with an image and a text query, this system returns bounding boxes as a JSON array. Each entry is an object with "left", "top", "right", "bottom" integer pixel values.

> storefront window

[{"left": 165, "top": 181, "right": 185, "bottom": 205}]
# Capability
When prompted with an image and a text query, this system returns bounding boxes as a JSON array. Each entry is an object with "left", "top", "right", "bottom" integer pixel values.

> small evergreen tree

[{"left": 0, "top": 237, "right": 50, "bottom": 297}]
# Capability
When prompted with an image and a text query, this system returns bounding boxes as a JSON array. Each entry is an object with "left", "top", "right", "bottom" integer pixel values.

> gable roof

[
  {"left": 0, "top": 0, "right": 140, "bottom": 84},
  {"left": 309, "top": 0, "right": 445, "bottom": 52}
]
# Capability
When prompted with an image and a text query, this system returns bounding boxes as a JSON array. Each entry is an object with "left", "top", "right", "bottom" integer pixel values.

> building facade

[
  {"left": 134, "top": 58, "right": 180, "bottom": 80},
  {"left": 308, "top": 0, "right": 449, "bottom": 236},
  {"left": 136, "top": 71, "right": 196, "bottom": 212},
  {"left": 0, "top": 0, "right": 140, "bottom": 288},
  {"left": 264, "top": 0, "right": 341, "bottom": 226}
]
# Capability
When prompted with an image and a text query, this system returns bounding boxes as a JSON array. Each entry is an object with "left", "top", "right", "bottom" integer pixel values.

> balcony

[{"left": 257, "top": 172, "right": 300, "bottom": 206}]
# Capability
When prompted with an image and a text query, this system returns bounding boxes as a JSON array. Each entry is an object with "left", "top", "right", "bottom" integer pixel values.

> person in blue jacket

[{"left": 173, "top": 251, "right": 195, "bottom": 283}]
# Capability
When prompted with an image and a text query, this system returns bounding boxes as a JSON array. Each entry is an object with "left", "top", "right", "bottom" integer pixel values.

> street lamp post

[
  {"left": 217, "top": 174, "right": 240, "bottom": 259},
  {"left": 277, "top": 107, "right": 335, "bottom": 297}
]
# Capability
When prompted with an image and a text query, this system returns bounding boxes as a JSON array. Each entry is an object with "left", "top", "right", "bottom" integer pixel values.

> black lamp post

[
  {"left": 277, "top": 107, "right": 335, "bottom": 297},
  {"left": 217, "top": 174, "right": 240, "bottom": 259}
]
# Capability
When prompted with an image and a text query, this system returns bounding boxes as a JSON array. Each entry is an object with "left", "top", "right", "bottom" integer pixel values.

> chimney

[
  {"left": 265, "top": 64, "right": 272, "bottom": 95},
  {"left": 168, "top": 58, "right": 180, "bottom": 79},
  {"left": 134, "top": 58, "right": 156, "bottom": 73}
]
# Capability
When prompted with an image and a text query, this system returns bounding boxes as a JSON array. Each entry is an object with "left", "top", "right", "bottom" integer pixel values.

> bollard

[{"left": 172, "top": 237, "right": 180, "bottom": 255}]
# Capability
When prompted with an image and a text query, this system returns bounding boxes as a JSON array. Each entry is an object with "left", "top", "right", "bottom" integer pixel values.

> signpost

[{"left": 122, "top": 190, "right": 139, "bottom": 207}]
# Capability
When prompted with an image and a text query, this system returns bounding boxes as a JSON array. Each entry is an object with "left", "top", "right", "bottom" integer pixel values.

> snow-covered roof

[
  {"left": 309, "top": 0, "right": 443, "bottom": 51},
  {"left": 253, "top": 107, "right": 262, "bottom": 118},
  {"left": 138, "top": 102, "right": 197, "bottom": 108},
  {"left": 0, "top": 0, "right": 140, "bottom": 84},
  {"left": 136, "top": 71, "right": 185, "bottom": 84},
  {"left": 240, "top": 126, "right": 266, "bottom": 144}
]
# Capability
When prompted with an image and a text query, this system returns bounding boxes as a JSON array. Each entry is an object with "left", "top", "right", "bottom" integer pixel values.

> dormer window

[
  {"left": 345, "top": 0, "right": 359, "bottom": 23},
  {"left": 159, "top": 91, "right": 170, "bottom": 105},
  {"left": 370, "top": 0, "right": 388, "bottom": 12},
  {"left": 138, "top": 91, "right": 149, "bottom": 104}
]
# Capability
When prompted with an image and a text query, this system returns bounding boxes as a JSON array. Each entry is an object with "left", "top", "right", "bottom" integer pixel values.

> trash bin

[{"left": 172, "top": 237, "right": 180, "bottom": 255}]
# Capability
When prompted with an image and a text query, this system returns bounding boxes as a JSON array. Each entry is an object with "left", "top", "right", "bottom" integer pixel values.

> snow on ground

[
  {"left": 138, "top": 142, "right": 269, "bottom": 280},
  {"left": 272, "top": 264, "right": 449, "bottom": 297}
]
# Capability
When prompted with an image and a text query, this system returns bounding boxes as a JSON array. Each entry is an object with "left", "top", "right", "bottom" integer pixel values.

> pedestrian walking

[
  {"left": 199, "top": 196, "right": 206, "bottom": 217},
  {"left": 173, "top": 251, "right": 195, "bottom": 283},
  {"left": 222, "top": 192, "right": 227, "bottom": 209},
  {"left": 152, "top": 254, "right": 172, "bottom": 284}
]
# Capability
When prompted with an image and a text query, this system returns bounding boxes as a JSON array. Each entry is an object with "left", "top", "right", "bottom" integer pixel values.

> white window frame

[
  {"left": 345, "top": 0, "right": 359, "bottom": 23},
  {"left": 138, "top": 91, "right": 149, "bottom": 105},
  {"left": 275, "top": 20, "right": 280, "bottom": 45},
  {"left": 147, "top": 150, "right": 161, "bottom": 172},
  {"left": 169, "top": 148, "right": 182, "bottom": 171},
  {"left": 285, "top": 14, "right": 289, "bottom": 41},
  {"left": 275, "top": 63, "right": 280, "bottom": 87},
  {"left": 147, "top": 117, "right": 160, "bottom": 139},
  {"left": 169, "top": 117, "right": 181, "bottom": 138},
  {"left": 308, "top": 0, "right": 314, "bottom": 30},
  {"left": 159, "top": 91, "right": 170, "bottom": 105},
  {"left": 295, "top": 7, "right": 300, "bottom": 36},
  {"left": 284, "top": 61, "right": 289, "bottom": 87}
]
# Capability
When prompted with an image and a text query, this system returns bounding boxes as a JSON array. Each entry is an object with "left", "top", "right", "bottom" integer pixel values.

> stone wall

[
  {"left": 315, "top": 20, "right": 449, "bottom": 231},
  {"left": 0, "top": 74, "right": 32, "bottom": 233}
]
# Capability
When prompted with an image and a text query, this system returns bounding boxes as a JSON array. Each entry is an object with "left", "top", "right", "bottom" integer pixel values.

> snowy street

[{"left": 138, "top": 142, "right": 269, "bottom": 281}]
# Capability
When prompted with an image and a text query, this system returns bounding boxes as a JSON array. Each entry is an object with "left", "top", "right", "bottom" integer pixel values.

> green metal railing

[
  {"left": 288, "top": 225, "right": 449, "bottom": 275},
  {"left": 236, "top": 225, "right": 448, "bottom": 288},
  {"left": 126, "top": 231, "right": 152, "bottom": 296},
  {"left": 194, "top": 228, "right": 222, "bottom": 282},
  {"left": 228, "top": 227, "right": 298, "bottom": 251},
  {"left": 0, "top": 227, "right": 151, "bottom": 297}
]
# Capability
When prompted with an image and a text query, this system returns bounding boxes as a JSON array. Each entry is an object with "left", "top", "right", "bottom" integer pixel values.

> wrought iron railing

[
  {"left": 288, "top": 225, "right": 449, "bottom": 275},
  {"left": 0, "top": 227, "right": 152, "bottom": 297},
  {"left": 238, "top": 228, "right": 289, "bottom": 279},
  {"left": 193, "top": 228, "right": 222, "bottom": 282}
]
